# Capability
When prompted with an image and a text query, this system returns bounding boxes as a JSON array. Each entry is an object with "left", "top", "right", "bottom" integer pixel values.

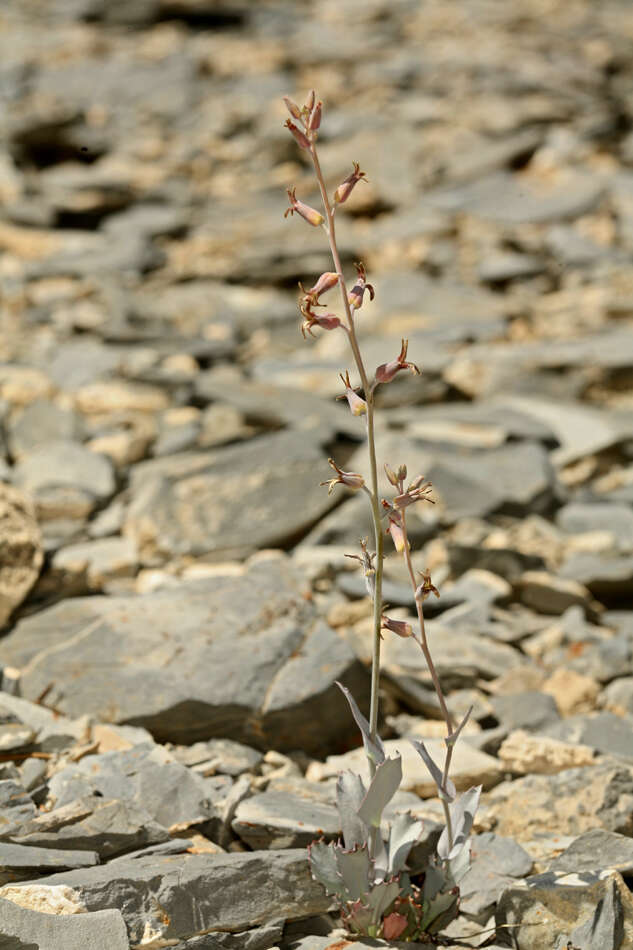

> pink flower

[
  {"left": 415, "top": 568, "right": 440, "bottom": 603},
  {"left": 348, "top": 262, "right": 375, "bottom": 311},
  {"left": 320, "top": 458, "right": 365, "bottom": 495},
  {"left": 284, "top": 119, "right": 311, "bottom": 151},
  {"left": 337, "top": 370, "right": 367, "bottom": 416},
  {"left": 381, "top": 614, "right": 413, "bottom": 638},
  {"left": 375, "top": 338, "right": 420, "bottom": 384},
  {"left": 334, "top": 161, "right": 368, "bottom": 204},
  {"left": 284, "top": 188, "right": 323, "bottom": 227}
]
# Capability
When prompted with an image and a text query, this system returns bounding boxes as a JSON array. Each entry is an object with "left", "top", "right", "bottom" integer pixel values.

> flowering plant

[{"left": 282, "top": 91, "right": 480, "bottom": 942}]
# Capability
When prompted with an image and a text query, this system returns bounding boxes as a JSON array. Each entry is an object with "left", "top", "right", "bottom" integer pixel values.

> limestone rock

[{"left": 0, "top": 484, "right": 43, "bottom": 629}]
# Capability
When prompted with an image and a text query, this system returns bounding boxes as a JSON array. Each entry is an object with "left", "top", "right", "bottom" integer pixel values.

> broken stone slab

[
  {"left": 47, "top": 743, "right": 215, "bottom": 833},
  {"left": 171, "top": 738, "right": 263, "bottom": 777},
  {"left": 0, "top": 484, "right": 43, "bottom": 629},
  {"left": 232, "top": 789, "right": 339, "bottom": 850},
  {"left": 0, "top": 897, "right": 129, "bottom": 950},
  {"left": 0, "top": 842, "right": 98, "bottom": 884},
  {"left": 7, "top": 795, "right": 170, "bottom": 860},
  {"left": 0, "top": 781, "right": 37, "bottom": 836},
  {"left": 0, "top": 707, "right": 35, "bottom": 752},
  {"left": 485, "top": 758, "right": 633, "bottom": 840},
  {"left": 169, "top": 919, "right": 284, "bottom": 949},
  {"left": 0, "top": 558, "right": 370, "bottom": 755},
  {"left": 541, "top": 711, "right": 633, "bottom": 761},
  {"left": 12, "top": 440, "right": 115, "bottom": 521},
  {"left": 556, "top": 502, "right": 633, "bottom": 553},
  {"left": 306, "top": 737, "right": 502, "bottom": 798},
  {"left": 549, "top": 828, "right": 633, "bottom": 876},
  {"left": 497, "top": 729, "right": 594, "bottom": 775},
  {"left": 124, "top": 430, "right": 338, "bottom": 562},
  {"left": 489, "top": 690, "right": 561, "bottom": 733},
  {"left": 459, "top": 831, "right": 532, "bottom": 918},
  {"left": 559, "top": 552, "right": 633, "bottom": 598},
  {"left": 27, "top": 849, "right": 331, "bottom": 946},
  {"left": 495, "top": 869, "right": 633, "bottom": 950},
  {"left": 515, "top": 569, "right": 598, "bottom": 616}
]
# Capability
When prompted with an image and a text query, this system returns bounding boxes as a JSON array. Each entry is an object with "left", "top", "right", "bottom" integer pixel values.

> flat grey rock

[
  {"left": 560, "top": 552, "right": 633, "bottom": 597},
  {"left": 232, "top": 789, "right": 339, "bottom": 849},
  {"left": 8, "top": 795, "right": 170, "bottom": 860},
  {"left": 47, "top": 743, "right": 215, "bottom": 832},
  {"left": 0, "top": 782, "right": 37, "bottom": 837},
  {"left": 171, "top": 738, "right": 263, "bottom": 777},
  {"left": 460, "top": 831, "right": 532, "bottom": 917},
  {"left": 8, "top": 401, "right": 82, "bottom": 461},
  {"left": 542, "top": 711, "right": 633, "bottom": 761},
  {"left": 13, "top": 440, "right": 115, "bottom": 518},
  {"left": 0, "top": 842, "right": 98, "bottom": 883},
  {"left": 0, "top": 897, "right": 129, "bottom": 950},
  {"left": 124, "top": 430, "right": 338, "bottom": 562},
  {"left": 550, "top": 828, "right": 633, "bottom": 875},
  {"left": 427, "top": 170, "right": 604, "bottom": 224},
  {"left": 556, "top": 502, "right": 633, "bottom": 552},
  {"left": 30, "top": 849, "right": 330, "bottom": 946},
  {"left": 490, "top": 691, "right": 561, "bottom": 733},
  {"left": 0, "top": 559, "right": 370, "bottom": 754}
]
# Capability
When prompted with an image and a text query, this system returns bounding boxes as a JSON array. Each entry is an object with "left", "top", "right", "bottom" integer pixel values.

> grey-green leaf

[
  {"left": 437, "top": 784, "right": 481, "bottom": 861},
  {"left": 366, "top": 879, "right": 400, "bottom": 925},
  {"left": 387, "top": 811, "right": 424, "bottom": 875},
  {"left": 410, "top": 738, "right": 456, "bottom": 802},
  {"left": 335, "top": 845, "right": 371, "bottom": 901},
  {"left": 337, "top": 770, "right": 367, "bottom": 851},
  {"left": 337, "top": 681, "right": 385, "bottom": 765},
  {"left": 444, "top": 705, "right": 473, "bottom": 748},
  {"left": 309, "top": 840, "right": 345, "bottom": 898},
  {"left": 357, "top": 756, "right": 402, "bottom": 828}
]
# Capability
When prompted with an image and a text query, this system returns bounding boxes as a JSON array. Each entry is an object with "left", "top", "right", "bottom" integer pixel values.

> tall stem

[
  {"left": 309, "top": 144, "right": 384, "bottom": 775},
  {"left": 400, "top": 512, "right": 455, "bottom": 851}
]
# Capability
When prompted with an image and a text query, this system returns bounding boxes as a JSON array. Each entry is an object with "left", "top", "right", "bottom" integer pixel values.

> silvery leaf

[
  {"left": 366, "top": 880, "right": 400, "bottom": 925},
  {"left": 373, "top": 828, "right": 390, "bottom": 883},
  {"left": 335, "top": 845, "right": 371, "bottom": 901},
  {"left": 336, "top": 681, "right": 385, "bottom": 765},
  {"left": 437, "top": 784, "right": 482, "bottom": 861},
  {"left": 410, "top": 738, "right": 456, "bottom": 802},
  {"left": 309, "top": 840, "right": 345, "bottom": 898},
  {"left": 357, "top": 756, "right": 402, "bottom": 829},
  {"left": 337, "top": 770, "right": 367, "bottom": 851},
  {"left": 387, "top": 811, "right": 424, "bottom": 876},
  {"left": 444, "top": 705, "right": 473, "bottom": 748}
]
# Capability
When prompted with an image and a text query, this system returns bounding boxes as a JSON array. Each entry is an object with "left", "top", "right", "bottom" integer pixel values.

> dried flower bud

[
  {"left": 284, "top": 188, "right": 323, "bottom": 227},
  {"left": 305, "top": 89, "right": 316, "bottom": 112},
  {"left": 308, "top": 271, "right": 339, "bottom": 298},
  {"left": 385, "top": 512, "right": 407, "bottom": 553},
  {"left": 320, "top": 457, "right": 365, "bottom": 495},
  {"left": 397, "top": 464, "right": 408, "bottom": 483},
  {"left": 375, "top": 339, "right": 420, "bottom": 384},
  {"left": 308, "top": 99, "right": 322, "bottom": 131},
  {"left": 381, "top": 614, "right": 413, "bottom": 639},
  {"left": 284, "top": 119, "right": 311, "bottom": 151},
  {"left": 337, "top": 370, "right": 367, "bottom": 416},
  {"left": 283, "top": 96, "right": 302, "bottom": 121},
  {"left": 415, "top": 569, "right": 440, "bottom": 603},
  {"left": 384, "top": 463, "right": 399, "bottom": 487},
  {"left": 334, "top": 161, "right": 368, "bottom": 204},
  {"left": 345, "top": 538, "right": 375, "bottom": 598},
  {"left": 392, "top": 478, "right": 434, "bottom": 510},
  {"left": 348, "top": 262, "right": 374, "bottom": 311}
]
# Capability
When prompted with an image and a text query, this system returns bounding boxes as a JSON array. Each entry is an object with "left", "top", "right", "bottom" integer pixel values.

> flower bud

[
  {"left": 301, "top": 312, "right": 342, "bottom": 338},
  {"left": 309, "top": 271, "right": 339, "bottom": 298},
  {"left": 386, "top": 514, "right": 407, "bottom": 553},
  {"left": 305, "top": 89, "right": 316, "bottom": 113},
  {"left": 397, "top": 463, "right": 408, "bottom": 483},
  {"left": 338, "top": 370, "right": 367, "bottom": 416},
  {"left": 334, "top": 161, "right": 368, "bottom": 204},
  {"left": 381, "top": 614, "right": 413, "bottom": 639},
  {"left": 308, "top": 100, "right": 322, "bottom": 131},
  {"left": 384, "top": 463, "right": 399, "bottom": 487},
  {"left": 284, "top": 188, "right": 324, "bottom": 227},
  {"left": 284, "top": 119, "right": 311, "bottom": 151},
  {"left": 283, "top": 96, "right": 302, "bottom": 120}
]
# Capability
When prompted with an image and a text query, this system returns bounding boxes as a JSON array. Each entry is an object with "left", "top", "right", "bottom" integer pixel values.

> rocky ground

[{"left": 1, "top": 0, "right": 633, "bottom": 947}]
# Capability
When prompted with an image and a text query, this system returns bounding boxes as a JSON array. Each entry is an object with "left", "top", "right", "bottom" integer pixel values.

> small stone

[
  {"left": 516, "top": 570, "right": 595, "bottom": 615},
  {"left": 0, "top": 842, "right": 98, "bottom": 883},
  {"left": 550, "top": 828, "right": 633, "bottom": 876},
  {"left": 49, "top": 537, "right": 138, "bottom": 592},
  {"left": 232, "top": 789, "right": 339, "bottom": 849},
  {"left": 497, "top": 729, "right": 594, "bottom": 775},
  {"left": 542, "top": 667, "right": 600, "bottom": 715},
  {"left": 556, "top": 502, "right": 633, "bottom": 553},
  {"left": 543, "top": 711, "right": 633, "bottom": 761},
  {"left": 489, "top": 691, "right": 561, "bottom": 733},
  {"left": 0, "top": 883, "right": 85, "bottom": 915},
  {"left": 0, "top": 484, "right": 43, "bottom": 628},
  {"left": 0, "top": 366, "right": 54, "bottom": 408},
  {"left": 8, "top": 400, "right": 82, "bottom": 461},
  {"left": 560, "top": 552, "right": 633, "bottom": 597},
  {"left": 13, "top": 440, "right": 115, "bottom": 520},
  {"left": 74, "top": 380, "right": 169, "bottom": 414},
  {"left": 0, "top": 897, "right": 129, "bottom": 950}
]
